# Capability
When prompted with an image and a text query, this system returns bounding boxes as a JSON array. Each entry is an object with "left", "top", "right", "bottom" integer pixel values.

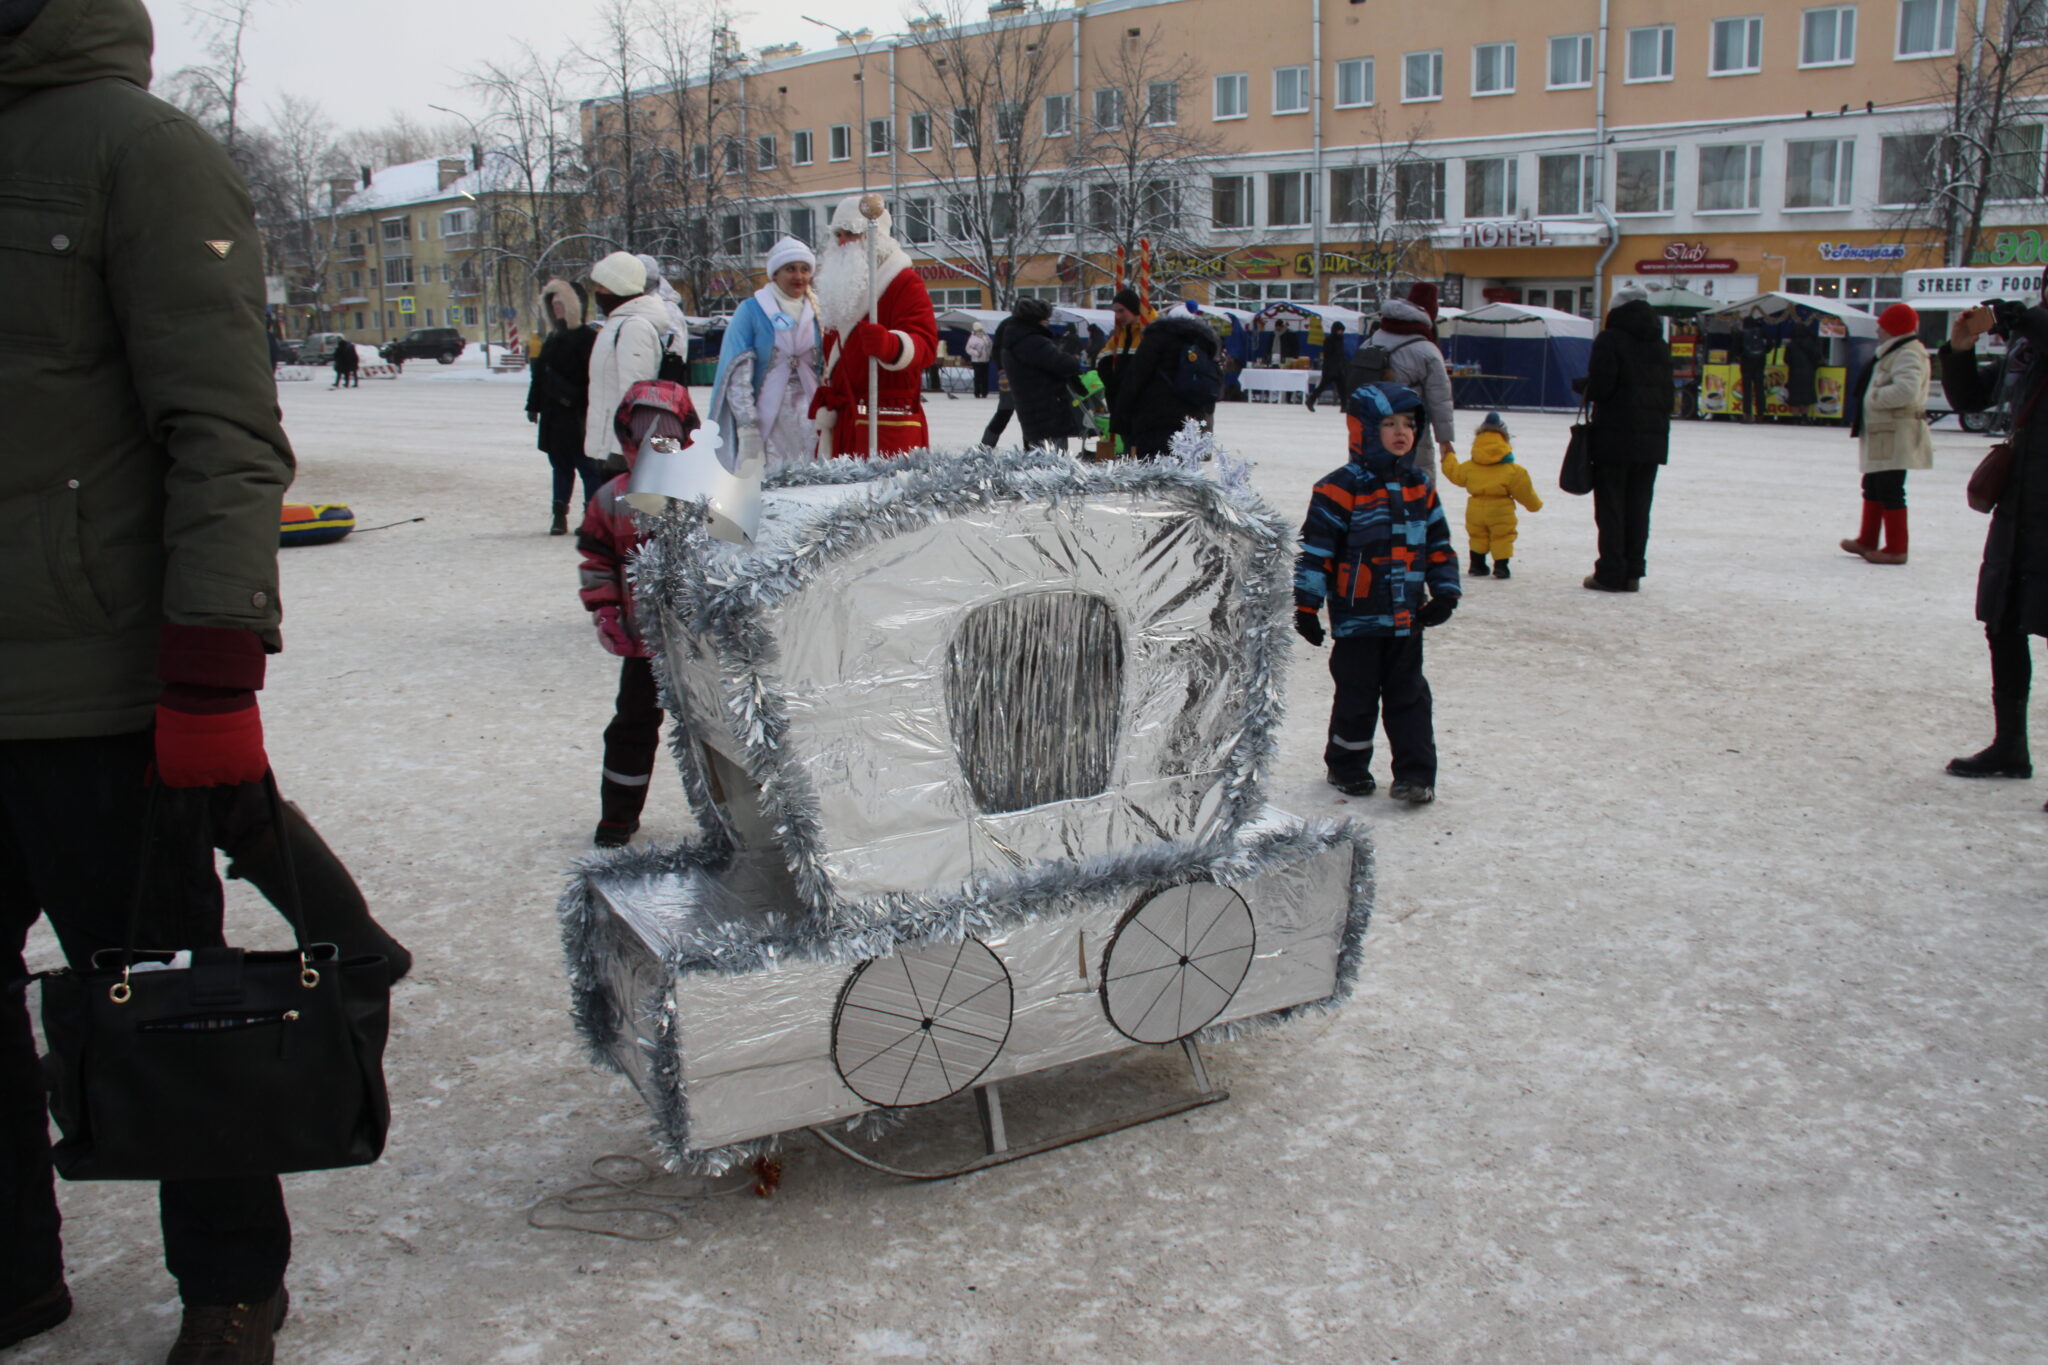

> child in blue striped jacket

[{"left": 1293, "top": 382, "right": 1462, "bottom": 803}]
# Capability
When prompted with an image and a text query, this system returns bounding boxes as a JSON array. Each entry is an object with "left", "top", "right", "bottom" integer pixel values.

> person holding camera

[{"left": 1938, "top": 298, "right": 2048, "bottom": 811}]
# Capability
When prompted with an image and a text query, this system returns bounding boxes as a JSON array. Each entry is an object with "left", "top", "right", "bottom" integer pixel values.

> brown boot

[
  {"left": 549, "top": 500, "right": 570, "bottom": 536},
  {"left": 166, "top": 1285, "right": 288, "bottom": 1365}
]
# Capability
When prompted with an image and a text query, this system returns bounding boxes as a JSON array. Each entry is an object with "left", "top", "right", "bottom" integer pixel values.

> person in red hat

[{"left": 1841, "top": 303, "right": 1931, "bottom": 565}]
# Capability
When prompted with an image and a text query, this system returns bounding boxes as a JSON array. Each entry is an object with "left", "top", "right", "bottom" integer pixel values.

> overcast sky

[{"left": 147, "top": 0, "right": 911, "bottom": 131}]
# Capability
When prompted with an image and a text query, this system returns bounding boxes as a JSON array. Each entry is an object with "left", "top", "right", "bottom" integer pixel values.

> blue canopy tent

[{"left": 1439, "top": 303, "right": 1596, "bottom": 410}]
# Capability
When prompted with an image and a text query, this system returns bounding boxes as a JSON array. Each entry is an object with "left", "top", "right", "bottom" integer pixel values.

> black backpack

[
  {"left": 1344, "top": 334, "right": 1422, "bottom": 393},
  {"left": 657, "top": 330, "right": 690, "bottom": 385},
  {"left": 1169, "top": 339, "right": 1223, "bottom": 407}
]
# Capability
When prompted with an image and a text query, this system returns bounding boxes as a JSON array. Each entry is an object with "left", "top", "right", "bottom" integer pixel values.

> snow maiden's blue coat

[{"left": 706, "top": 289, "right": 822, "bottom": 469}]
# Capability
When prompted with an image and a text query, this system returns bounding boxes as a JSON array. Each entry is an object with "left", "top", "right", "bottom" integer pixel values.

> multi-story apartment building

[
  {"left": 281, "top": 155, "right": 571, "bottom": 347},
  {"left": 588, "top": 0, "right": 2046, "bottom": 319}
]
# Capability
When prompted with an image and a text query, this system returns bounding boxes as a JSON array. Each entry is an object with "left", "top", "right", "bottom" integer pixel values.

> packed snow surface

[{"left": 20, "top": 379, "right": 2045, "bottom": 1363}]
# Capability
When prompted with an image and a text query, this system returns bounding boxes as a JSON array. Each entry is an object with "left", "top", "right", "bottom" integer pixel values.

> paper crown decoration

[{"left": 624, "top": 417, "right": 764, "bottom": 546}]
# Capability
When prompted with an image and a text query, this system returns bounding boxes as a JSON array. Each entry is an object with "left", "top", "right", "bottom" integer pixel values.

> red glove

[
  {"left": 155, "top": 625, "right": 269, "bottom": 788},
  {"left": 593, "top": 605, "right": 637, "bottom": 657},
  {"left": 808, "top": 384, "right": 843, "bottom": 421},
  {"left": 841, "top": 321, "right": 896, "bottom": 371}
]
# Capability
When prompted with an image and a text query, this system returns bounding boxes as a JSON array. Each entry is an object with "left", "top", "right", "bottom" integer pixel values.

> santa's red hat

[{"left": 1878, "top": 302, "right": 1919, "bottom": 337}]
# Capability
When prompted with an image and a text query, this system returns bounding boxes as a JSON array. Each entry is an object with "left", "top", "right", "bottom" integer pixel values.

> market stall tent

[
  {"left": 1439, "top": 303, "right": 1595, "bottom": 410},
  {"left": 1696, "top": 293, "right": 1879, "bottom": 422}
]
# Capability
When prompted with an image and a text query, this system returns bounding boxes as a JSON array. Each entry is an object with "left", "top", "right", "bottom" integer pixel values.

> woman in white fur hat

[{"left": 707, "top": 235, "right": 823, "bottom": 472}]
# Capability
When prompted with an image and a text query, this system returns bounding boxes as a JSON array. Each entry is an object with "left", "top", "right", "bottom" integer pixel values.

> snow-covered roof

[{"left": 335, "top": 153, "right": 523, "bottom": 215}]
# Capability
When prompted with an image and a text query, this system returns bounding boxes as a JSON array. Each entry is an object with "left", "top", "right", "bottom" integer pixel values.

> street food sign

[{"left": 1901, "top": 266, "right": 2047, "bottom": 302}]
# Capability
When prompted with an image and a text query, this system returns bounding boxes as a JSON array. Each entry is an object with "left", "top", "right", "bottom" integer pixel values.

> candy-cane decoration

[{"left": 1137, "top": 238, "right": 1152, "bottom": 317}]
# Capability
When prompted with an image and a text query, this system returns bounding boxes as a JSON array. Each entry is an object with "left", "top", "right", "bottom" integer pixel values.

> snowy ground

[{"left": 19, "top": 378, "right": 2046, "bottom": 1364}]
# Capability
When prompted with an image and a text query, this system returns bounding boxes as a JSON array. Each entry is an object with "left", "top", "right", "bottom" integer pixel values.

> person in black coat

[
  {"left": 1938, "top": 298, "right": 2048, "bottom": 810},
  {"left": 1000, "top": 298, "right": 1088, "bottom": 451},
  {"left": 1110, "top": 308, "right": 1223, "bottom": 458},
  {"left": 1738, "top": 310, "right": 1771, "bottom": 422},
  {"left": 979, "top": 314, "right": 1018, "bottom": 447},
  {"left": 330, "top": 337, "right": 359, "bottom": 389},
  {"left": 1577, "top": 290, "right": 1673, "bottom": 592},
  {"left": 1305, "top": 321, "right": 1347, "bottom": 413},
  {"left": 526, "top": 278, "right": 603, "bottom": 535},
  {"left": 1784, "top": 307, "right": 1824, "bottom": 419}
]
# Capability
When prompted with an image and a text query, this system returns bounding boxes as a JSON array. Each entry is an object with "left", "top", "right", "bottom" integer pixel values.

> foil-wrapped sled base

[{"left": 559, "top": 809, "right": 1372, "bottom": 1173}]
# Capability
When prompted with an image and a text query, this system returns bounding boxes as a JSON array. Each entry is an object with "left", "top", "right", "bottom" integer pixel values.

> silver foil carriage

[{"left": 559, "top": 445, "right": 1374, "bottom": 1173}]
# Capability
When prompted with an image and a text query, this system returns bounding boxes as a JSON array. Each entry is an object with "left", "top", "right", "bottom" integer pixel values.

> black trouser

[
  {"left": 971, "top": 361, "right": 990, "bottom": 399},
  {"left": 1862, "top": 468, "right": 1908, "bottom": 509},
  {"left": 1988, "top": 618, "right": 2035, "bottom": 754},
  {"left": 1739, "top": 359, "right": 1765, "bottom": 418},
  {"left": 601, "top": 656, "right": 665, "bottom": 824},
  {"left": 1591, "top": 457, "right": 1659, "bottom": 585},
  {"left": 980, "top": 394, "right": 1015, "bottom": 447},
  {"left": 1324, "top": 632, "right": 1436, "bottom": 785},
  {"left": 548, "top": 450, "right": 605, "bottom": 507},
  {"left": 1304, "top": 375, "right": 1344, "bottom": 409},
  {"left": 0, "top": 733, "right": 290, "bottom": 1310},
  {"left": 1017, "top": 419, "right": 1068, "bottom": 453}
]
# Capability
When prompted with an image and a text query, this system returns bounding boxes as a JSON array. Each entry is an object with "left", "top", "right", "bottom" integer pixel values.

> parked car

[
  {"left": 384, "top": 327, "right": 468, "bottom": 364},
  {"left": 295, "top": 332, "right": 348, "bottom": 365}
]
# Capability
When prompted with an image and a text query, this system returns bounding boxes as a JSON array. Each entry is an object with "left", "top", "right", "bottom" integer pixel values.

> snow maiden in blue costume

[{"left": 707, "top": 236, "right": 823, "bottom": 473}]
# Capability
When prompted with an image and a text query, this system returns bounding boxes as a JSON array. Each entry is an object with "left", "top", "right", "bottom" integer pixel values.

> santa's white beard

[{"left": 815, "top": 232, "right": 901, "bottom": 334}]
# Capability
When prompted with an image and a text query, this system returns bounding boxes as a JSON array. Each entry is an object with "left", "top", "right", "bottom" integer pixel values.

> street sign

[{"left": 398, "top": 296, "right": 416, "bottom": 315}]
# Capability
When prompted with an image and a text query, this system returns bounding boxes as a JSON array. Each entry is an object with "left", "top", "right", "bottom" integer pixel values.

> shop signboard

[
  {"left": 1636, "top": 242, "right": 1738, "bottom": 273},
  {"left": 1460, "top": 221, "right": 1554, "bottom": 249},
  {"left": 1901, "top": 266, "right": 2047, "bottom": 303},
  {"left": 1970, "top": 229, "right": 2048, "bottom": 266},
  {"left": 1816, "top": 242, "right": 1910, "bottom": 263}
]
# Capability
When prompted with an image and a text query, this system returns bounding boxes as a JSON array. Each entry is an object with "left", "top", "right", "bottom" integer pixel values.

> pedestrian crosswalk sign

[{"left": 398, "top": 296, "right": 416, "bottom": 314}]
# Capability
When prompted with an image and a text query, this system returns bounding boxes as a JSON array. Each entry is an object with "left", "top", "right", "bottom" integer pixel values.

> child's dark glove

[
  {"left": 1293, "top": 610, "right": 1325, "bottom": 647},
  {"left": 1417, "top": 595, "right": 1457, "bottom": 629}
]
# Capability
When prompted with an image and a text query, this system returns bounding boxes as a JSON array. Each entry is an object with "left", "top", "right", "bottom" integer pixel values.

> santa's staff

[{"left": 861, "top": 193, "right": 885, "bottom": 459}]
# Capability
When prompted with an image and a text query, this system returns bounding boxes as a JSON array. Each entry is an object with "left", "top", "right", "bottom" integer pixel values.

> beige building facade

[{"left": 591, "top": 0, "right": 2045, "bottom": 318}]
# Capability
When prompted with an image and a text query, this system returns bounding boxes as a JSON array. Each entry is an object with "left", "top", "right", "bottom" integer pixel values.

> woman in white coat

[
  {"left": 706, "top": 237, "right": 823, "bottom": 473},
  {"left": 1842, "top": 303, "right": 1933, "bottom": 565},
  {"left": 584, "top": 251, "right": 677, "bottom": 473}
]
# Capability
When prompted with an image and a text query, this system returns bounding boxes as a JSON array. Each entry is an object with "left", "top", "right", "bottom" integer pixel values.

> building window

[
  {"left": 464, "top": 307, "right": 477, "bottom": 326},
  {"left": 1272, "top": 65, "right": 1309, "bottom": 114},
  {"left": 1549, "top": 33, "right": 1594, "bottom": 87},
  {"left": 907, "top": 111, "right": 932, "bottom": 152},
  {"left": 723, "top": 139, "right": 743, "bottom": 174},
  {"left": 2010, "top": 0, "right": 2048, "bottom": 43},
  {"left": 951, "top": 106, "right": 976, "bottom": 147},
  {"left": 756, "top": 135, "right": 777, "bottom": 169},
  {"left": 903, "top": 197, "right": 935, "bottom": 244},
  {"left": 1329, "top": 164, "right": 1377, "bottom": 222},
  {"left": 1395, "top": 160, "right": 1445, "bottom": 220},
  {"left": 1403, "top": 50, "right": 1444, "bottom": 101},
  {"left": 1627, "top": 24, "right": 1676, "bottom": 80},
  {"left": 1801, "top": 6, "right": 1858, "bottom": 65},
  {"left": 1043, "top": 93, "right": 1072, "bottom": 137},
  {"left": 1991, "top": 123, "right": 2046, "bottom": 199},
  {"left": 1267, "top": 170, "right": 1311, "bottom": 225},
  {"left": 789, "top": 206, "right": 816, "bottom": 244},
  {"left": 1615, "top": 147, "right": 1677, "bottom": 213},
  {"left": 1214, "top": 72, "right": 1248, "bottom": 120},
  {"left": 929, "top": 287, "right": 986, "bottom": 308},
  {"left": 1038, "top": 186, "right": 1073, "bottom": 235},
  {"left": 1897, "top": 0, "right": 1958, "bottom": 55},
  {"left": 1212, "top": 174, "right": 1254, "bottom": 228},
  {"left": 829, "top": 124, "right": 851, "bottom": 161},
  {"left": 1537, "top": 153, "right": 1595, "bottom": 215},
  {"left": 1698, "top": 142, "right": 1764, "bottom": 211},
  {"left": 1094, "top": 87, "right": 1124, "bottom": 130},
  {"left": 424, "top": 308, "right": 434, "bottom": 325},
  {"left": 792, "top": 129, "right": 814, "bottom": 165},
  {"left": 1878, "top": 131, "right": 1940, "bottom": 203},
  {"left": 379, "top": 217, "right": 410, "bottom": 246},
  {"left": 1087, "top": 183, "right": 1116, "bottom": 231},
  {"left": 868, "top": 118, "right": 892, "bottom": 155},
  {"left": 1335, "top": 57, "right": 1374, "bottom": 107},
  {"left": 995, "top": 101, "right": 1024, "bottom": 143},
  {"left": 1786, "top": 137, "right": 1856, "bottom": 207},
  {"left": 1147, "top": 80, "right": 1178, "bottom": 125},
  {"left": 1711, "top": 16, "right": 1765, "bottom": 74},
  {"left": 382, "top": 258, "right": 412, "bottom": 286},
  {"left": 439, "top": 208, "right": 474, "bottom": 238},
  {"left": 1465, "top": 156, "right": 1519, "bottom": 217},
  {"left": 720, "top": 214, "right": 743, "bottom": 253},
  {"left": 753, "top": 211, "right": 776, "bottom": 254},
  {"left": 1473, "top": 41, "right": 1516, "bottom": 95}
]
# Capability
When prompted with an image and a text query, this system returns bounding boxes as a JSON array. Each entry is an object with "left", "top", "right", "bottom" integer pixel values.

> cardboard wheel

[
  {"left": 832, "top": 938, "right": 1013, "bottom": 1107},
  {"left": 1100, "top": 883, "right": 1255, "bottom": 1044}
]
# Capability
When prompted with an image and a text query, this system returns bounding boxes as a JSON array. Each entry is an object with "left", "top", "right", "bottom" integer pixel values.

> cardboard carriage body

[{"left": 560, "top": 445, "right": 1373, "bottom": 1171}]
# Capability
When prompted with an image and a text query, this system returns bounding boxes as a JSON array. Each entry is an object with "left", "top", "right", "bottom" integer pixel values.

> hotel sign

[{"left": 1459, "top": 220, "right": 1556, "bottom": 248}]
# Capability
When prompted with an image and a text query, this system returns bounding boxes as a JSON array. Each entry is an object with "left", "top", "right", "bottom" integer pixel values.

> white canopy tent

[
  {"left": 936, "top": 308, "right": 1012, "bottom": 332},
  {"left": 1699, "top": 292, "right": 1882, "bottom": 338},
  {"left": 1439, "top": 302, "right": 1599, "bottom": 340},
  {"left": 1052, "top": 306, "right": 1115, "bottom": 334},
  {"left": 1437, "top": 303, "right": 1597, "bottom": 409},
  {"left": 1253, "top": 301, "right": 1368, "bottom": 333}
]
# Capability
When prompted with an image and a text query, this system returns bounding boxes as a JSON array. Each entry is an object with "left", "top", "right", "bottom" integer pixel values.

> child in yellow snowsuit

[{"left": 1440, "top": 411, "right": 1542, "bottom": 579}]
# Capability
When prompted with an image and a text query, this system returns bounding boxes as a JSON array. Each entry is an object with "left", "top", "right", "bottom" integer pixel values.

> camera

[{"left": 1987, "top": 297, "right": 2032, "bottom": 336}]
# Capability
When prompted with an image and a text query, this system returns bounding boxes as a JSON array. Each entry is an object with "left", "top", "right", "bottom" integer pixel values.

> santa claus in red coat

[{"left": 808, "top": 194, "right": 940, "bottom": 458}]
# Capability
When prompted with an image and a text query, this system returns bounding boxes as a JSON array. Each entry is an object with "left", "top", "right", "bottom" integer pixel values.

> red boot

[
  {"left": 1863, "top": 506, "right": 1908, "bottom": 564},
  {"left": 1840, "top": 499, "right": 1882, "bottom": 557}
]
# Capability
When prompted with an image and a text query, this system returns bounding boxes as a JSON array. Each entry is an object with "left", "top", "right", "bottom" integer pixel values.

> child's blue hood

[{"left": 1346, "top": 382, "right": 1426, "bottom": 470}]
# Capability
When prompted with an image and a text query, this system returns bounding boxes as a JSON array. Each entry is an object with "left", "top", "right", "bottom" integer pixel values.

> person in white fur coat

[{"left": 583, "top": 251, "right": 679, "bottom": 470}]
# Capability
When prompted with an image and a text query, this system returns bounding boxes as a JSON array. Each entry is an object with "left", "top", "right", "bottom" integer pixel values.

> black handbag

[
  {"left": 1560, "top": 401, "right": 1595, "bottom": 496},
  {"left": 38, "top": 776, "right": 391, "bottom": 1181}
]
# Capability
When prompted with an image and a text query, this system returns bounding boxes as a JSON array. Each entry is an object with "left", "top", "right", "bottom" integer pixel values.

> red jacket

[
  {"left": 577, "top": 380, "right": 698, "bottom": 657},
  {"left": 812, "top": 266, "right": 939, "bottom": 457}
]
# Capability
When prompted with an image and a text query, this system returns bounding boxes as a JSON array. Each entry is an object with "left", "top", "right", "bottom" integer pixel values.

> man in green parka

[{"left": 1, "top": 0, "right": 300, "bottom": 1358}]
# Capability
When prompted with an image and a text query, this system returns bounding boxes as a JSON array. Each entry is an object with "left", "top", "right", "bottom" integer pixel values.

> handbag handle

[{"left": 115, "top": 772, "right": 311, "bottom": 997}]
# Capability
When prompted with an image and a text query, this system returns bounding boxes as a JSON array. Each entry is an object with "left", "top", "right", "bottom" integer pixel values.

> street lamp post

[
  {"left": 802, "top": 16, "right": 873, "bottom": 194},
  {"left": 430, "top": 103, "right": 508, "bottom": 355}
]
